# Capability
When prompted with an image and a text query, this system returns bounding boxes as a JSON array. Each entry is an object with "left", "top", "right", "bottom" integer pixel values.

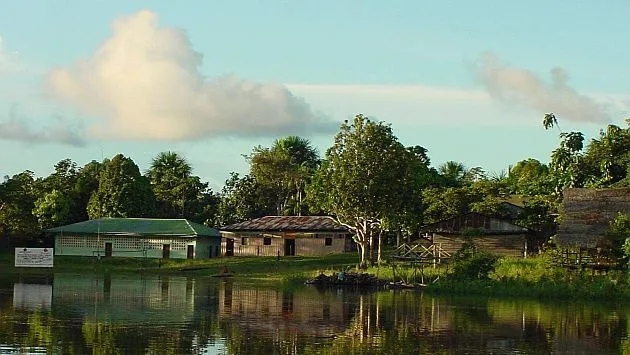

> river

[{"left": 0, "top": 273, "right": 628, "bottom": 354}]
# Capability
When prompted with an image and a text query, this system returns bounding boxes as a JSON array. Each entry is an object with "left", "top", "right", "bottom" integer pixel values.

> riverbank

[
  {"left": 0, "top": 250, "right": 358, "bottom": 283},
  {"left": 3, "top": 250, "right": 630, "bottom": 300}
]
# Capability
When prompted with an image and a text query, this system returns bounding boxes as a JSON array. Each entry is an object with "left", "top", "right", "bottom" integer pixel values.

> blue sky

[{"left": 1, "top": 1, "right": 629, "bottom": 189}]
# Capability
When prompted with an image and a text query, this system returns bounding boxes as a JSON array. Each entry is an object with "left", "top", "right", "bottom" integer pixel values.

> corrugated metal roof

[
  {"left": 46, "top": 218, "right": 221, "bottom": 237},
  {"left": 221, "top": 216, "right": 348, "bottom": 232}
]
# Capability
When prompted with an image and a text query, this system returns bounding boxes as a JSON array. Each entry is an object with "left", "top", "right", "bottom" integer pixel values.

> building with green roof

[{"left": 47, "top": 218, "right": 222, "bottom": 259}]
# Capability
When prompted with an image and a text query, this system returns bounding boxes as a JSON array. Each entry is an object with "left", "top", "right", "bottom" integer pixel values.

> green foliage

[
  {"left": 247, "top": 136, "right": 319, "bottom": 216},
  {"left": 146, "top": 151, "right": 218, "bottom": 223},
  {"left": 0, "top": 171, "right": 39, "bottom": 239},
  {"left": 609, "top": 213, "right": 630, "bottom": 264},
  {"left": 307, "top": 114, "right": 429, "bottom": 265},
  {"left": 506, "top": 159, "right": 553, "bottom": 195},
  {"left": 87, "top": 154, "right": 155, "bottom": 219},
  {"left": 449, "top": 251, "right": 498, "bottom": 281},
  {"left": 515, "top": 195, "right": 557, "bottom": 233},
  {"left": 449, "top": 235, "right": 498, "bottom": 280},
  {"left": 32, "top": 189, "right": 71, "bottom": 230},
  {"left": 213, "top": 172, "right": 273, "bottom": 226}
]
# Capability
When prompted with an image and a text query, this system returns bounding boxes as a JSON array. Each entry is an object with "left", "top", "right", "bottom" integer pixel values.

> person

[{"left": 337, "top": 270, "right": 346, "bottom": 282}]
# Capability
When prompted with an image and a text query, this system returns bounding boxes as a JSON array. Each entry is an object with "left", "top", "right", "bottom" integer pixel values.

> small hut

[
  {"left": 420, "top": 212, "right": 530, "bottom": 257},
  {"left": 557, "top": 188, "right": 630, "bottom": 248}
]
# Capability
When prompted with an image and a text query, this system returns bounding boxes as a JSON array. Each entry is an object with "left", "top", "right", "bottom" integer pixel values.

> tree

[
  {"left": 146, "top": 152, "right": 200, "bottom": 219},
  {"left": 74, "top": 160, "right": 104, "bottom": 221},
  {"left": 248, "top": 136, "right": 319, "bottom": 215},
  {"left": 213, "top": 173, "right": 273, "bottom": 226},
  {"left": 308, "top": 114, "right": 419, "bottom": 266},
  {"left": 87, "top": 154, "right": 155, "bottom": 219},
  {"left": 506, "top": 159, "right": 553, "bottom": 195},
  {"left": 438, "top": 161, "right": 467, "bottom": 187},
  {"left": 0, "top": 171, "right": 39, "bottom": 240},
  {"left": 32, "top": 189, "right": 72, "bottom": 230}
]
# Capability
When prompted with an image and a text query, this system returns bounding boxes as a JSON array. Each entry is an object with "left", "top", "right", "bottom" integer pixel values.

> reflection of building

[
  {"left": 48, "top": 218, "right": 222, "bottom": 259},
  {"left": 218, "top": 282, "right": 354, "bottom": 337},
  {"left": 220, "top": 216, "right": 354, "bottom": 256},
  {"left": 52, "top": 273, "right": 199, "bottom": 322}
]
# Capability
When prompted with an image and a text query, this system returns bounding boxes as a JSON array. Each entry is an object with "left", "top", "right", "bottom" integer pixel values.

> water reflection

[{"left": 0, "top": 273, "right": 628, "bottom": 354}]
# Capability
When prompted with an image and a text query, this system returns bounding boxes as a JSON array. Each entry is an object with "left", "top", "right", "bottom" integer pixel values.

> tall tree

[
  {"left": 308, "top": 114, "right": 420, "bottom": 266},
  {"left": 87, "top": 154, "right": 155, "bottom": 219},
  {"left": 32, "top": 189, "right": 72, "bottom": 230},
  {"left": 0, "top": 171, "right": 39, "bottom": 240},
  {"left": 214, "top": 173, "right": 272, "bottom": 226},
  {"left": 146, "top": 152, "right": 193, "bottom": 218},
  {"left": 248, "top": 136, "right": 319, "bottom": 215}
]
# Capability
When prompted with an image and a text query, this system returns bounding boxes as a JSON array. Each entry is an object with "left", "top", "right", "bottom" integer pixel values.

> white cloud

[
  {"left": 0, "top": 107, "right": 85, "bottom": 146},
  {"left": 473, "top": 52, "right": 610, "bottom": 124},
  {"left": 47, "top": 10, "right": 334, "bottom": 141}
]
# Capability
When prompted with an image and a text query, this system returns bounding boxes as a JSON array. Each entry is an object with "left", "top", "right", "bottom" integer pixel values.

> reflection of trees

[{"left": 2, "top": 277, "right": 630, "bottom": 354}]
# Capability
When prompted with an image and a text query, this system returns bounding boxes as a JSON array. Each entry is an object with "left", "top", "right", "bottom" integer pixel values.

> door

[
  {"left": 226, "top": 239, "right": 234, "bottom": 257},
  {"left": 162, "top": 244, "right": 170, "bottom": 259},
  {"left": 104, "top": 242, "right": 113, "bottom": 257},
  {"left": 284, "top": 239, "right": 295, "bottom": 256},
  {"left": 187, "top": 245, "right": 194, "bottom": 259}
]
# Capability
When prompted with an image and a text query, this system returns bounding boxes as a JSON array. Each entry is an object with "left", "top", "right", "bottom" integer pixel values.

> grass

[
  {"left": 4, "top": 249, "right": 630, "bottom": 300},
  {"left": 0, "top": 249, "right": 359, "bottom": 283}
]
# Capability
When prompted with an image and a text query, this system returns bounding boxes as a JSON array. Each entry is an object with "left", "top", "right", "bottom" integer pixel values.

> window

[
  {"left": 263, "top": 237, "right": 272, "bottom": 245},
  {"left": 241, "top": 237, "right": 248, "bottom": 245},
  {"left": 325, "top": 237, "right": 333, "bottom": 246}
]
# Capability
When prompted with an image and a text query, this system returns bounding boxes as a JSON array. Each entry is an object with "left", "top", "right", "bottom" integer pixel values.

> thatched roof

[{"left": 557, "top": 188, "right": 630, "bottom": 248}]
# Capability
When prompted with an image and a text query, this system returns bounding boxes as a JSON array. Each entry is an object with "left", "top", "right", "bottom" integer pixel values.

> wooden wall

[
  {"left": 220, "top": 231, "right": 351, "bottom": 256},
  {"left": 558, "top": 188, "right": 630, "bottom": 247},
  {"left": 432, "top": 234, "right": 527, "bottom": 257}
]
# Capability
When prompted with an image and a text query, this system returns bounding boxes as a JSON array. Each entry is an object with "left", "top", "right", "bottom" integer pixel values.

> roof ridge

[{"left": 183, "top": 219, "right": 197, "bottom": 236}]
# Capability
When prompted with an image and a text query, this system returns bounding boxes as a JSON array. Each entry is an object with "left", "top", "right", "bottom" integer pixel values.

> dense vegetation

[{"left": 1, "top": 114, "right": 629, "bottom": 265}]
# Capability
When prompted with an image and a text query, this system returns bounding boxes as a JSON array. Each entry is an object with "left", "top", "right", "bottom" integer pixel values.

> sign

[{"left": 14, "top": 248, "right": 54, "bottom": 268}]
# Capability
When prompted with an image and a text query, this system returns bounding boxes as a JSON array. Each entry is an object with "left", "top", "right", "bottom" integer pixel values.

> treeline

[{"left": 1, "top": 114, "right": 629, "bottom": 263}]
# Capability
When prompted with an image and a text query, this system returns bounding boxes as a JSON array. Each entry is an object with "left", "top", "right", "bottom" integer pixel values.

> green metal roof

[{"left": 46, "top": 218, "right": 221, "bottom": 238}]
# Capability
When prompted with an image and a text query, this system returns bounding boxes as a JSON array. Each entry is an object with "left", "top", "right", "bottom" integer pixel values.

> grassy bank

[
  {"left": 0, "top": 249, "right": 358, "bottom": 283},
  {"left": 3, "top": 249, "right": 630, "bottom": 299}
]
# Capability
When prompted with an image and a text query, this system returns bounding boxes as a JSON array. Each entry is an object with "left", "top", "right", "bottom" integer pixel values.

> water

[{"left": 0, "top": 273, "right": 628, "bottom": 354}]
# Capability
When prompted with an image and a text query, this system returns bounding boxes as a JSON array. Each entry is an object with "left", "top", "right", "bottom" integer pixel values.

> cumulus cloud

[
  {"left": 473, "top": 52, "right": 609, "bottom": 123},
  {"left": 0, "top": 107, "right": 85, "bottom": 146},
  {"left": 47, "top": 10, "right": 334, "bottom": 141}
]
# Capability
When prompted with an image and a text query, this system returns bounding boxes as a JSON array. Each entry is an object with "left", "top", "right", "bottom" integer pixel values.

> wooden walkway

[{"left": 391, "top": 243, "right": 451, "bottom": 265}]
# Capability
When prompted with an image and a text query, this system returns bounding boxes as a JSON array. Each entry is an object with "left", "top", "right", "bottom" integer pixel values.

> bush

[{"left": 449, "top": 251, "right": 498, "bottom": 281}]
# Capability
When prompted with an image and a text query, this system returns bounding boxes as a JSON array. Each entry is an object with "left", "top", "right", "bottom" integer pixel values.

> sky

[{"left": 1, "top": 0, "right": 629, "bottom": 189}]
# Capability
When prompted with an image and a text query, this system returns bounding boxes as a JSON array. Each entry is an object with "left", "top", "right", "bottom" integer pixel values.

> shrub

[{"left": 449, "top": 251, "right": 498, "bottom": 281}]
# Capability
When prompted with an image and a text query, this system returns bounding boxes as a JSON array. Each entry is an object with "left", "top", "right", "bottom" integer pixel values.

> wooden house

[
  {"left": 557, "top": 188, "right": 630, "bottom": 248},
  {"left": 220, "top": 216, "right": 353, "bottom": 256},
  {"left": 47, "top": 218, "right": 222, "bottom": 259},
  {"left": 420, "top": 212, "right": 530, "bottom": 257}
]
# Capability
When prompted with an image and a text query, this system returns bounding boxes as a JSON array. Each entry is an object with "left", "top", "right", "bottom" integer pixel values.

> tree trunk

[
  {"left": 356, "top": 242, "right": 368, "bottom": 268},
  {"left": 368, "top": 232, "right": 375, "bottom": 265},
  {"left": 377, "top": 230, "right": 383, "bottom": 264}
]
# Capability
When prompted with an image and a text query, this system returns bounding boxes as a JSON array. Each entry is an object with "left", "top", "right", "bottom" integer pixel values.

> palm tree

[
  {"left": 438, "top": 161, "right": 467, "bottom": 186},
  {"left": 146, "top": 152, "right": 193, "bottom": 218}
]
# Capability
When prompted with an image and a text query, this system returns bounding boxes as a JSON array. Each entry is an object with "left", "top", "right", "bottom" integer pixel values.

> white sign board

[{"left": 14, "top": 248, "right": 54, "bottom": 268}]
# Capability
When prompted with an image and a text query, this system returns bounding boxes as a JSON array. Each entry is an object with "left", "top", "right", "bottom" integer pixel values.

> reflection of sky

[{"left": 12, "top": 283, "right": 52, "bottom": 310}]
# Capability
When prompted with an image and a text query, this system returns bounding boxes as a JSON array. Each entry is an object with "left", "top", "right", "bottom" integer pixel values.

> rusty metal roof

[{"left": 221, "top": 216, "right": 348, "bottom": 232}]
